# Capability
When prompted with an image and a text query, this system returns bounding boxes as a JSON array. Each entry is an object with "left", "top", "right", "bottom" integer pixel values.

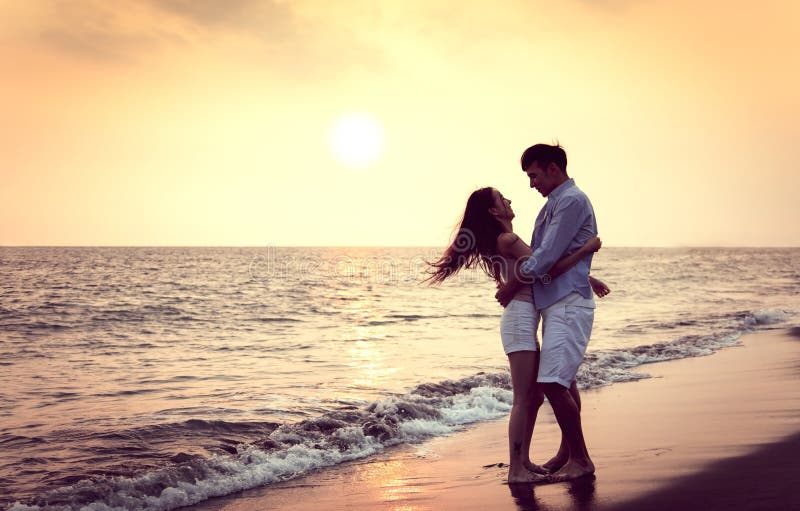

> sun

[{"left": 328, "top": 112, "right": 385, "bottom": 169}]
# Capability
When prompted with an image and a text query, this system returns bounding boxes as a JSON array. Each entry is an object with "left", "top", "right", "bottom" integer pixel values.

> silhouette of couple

[{"left": 427, "top": 143, "right": 609, "bottom": 484}]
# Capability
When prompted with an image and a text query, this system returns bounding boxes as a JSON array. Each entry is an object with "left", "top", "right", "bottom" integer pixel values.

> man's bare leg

[
  {"left": 542, "top": 380, "right": 580, "bottom": 473},
  {"left": 507, "top": 351, "right": 548, "bottom": 483},
  {"left": 541, "top": 381, "right": 594, "bottom": 480}
]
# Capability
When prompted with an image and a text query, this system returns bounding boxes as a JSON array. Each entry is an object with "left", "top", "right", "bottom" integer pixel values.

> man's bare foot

[
  {"left": 523, "top": 461, "right": 549, "bottom": 475},
  {"left": 548, "top": 459, "right": 595, "bottom": 482},
  {"left": 542, "top": 454, "right": 567, "bottom": 473},
  {"left": 507, "top": 466, "right": 549, "bottom": 484}
]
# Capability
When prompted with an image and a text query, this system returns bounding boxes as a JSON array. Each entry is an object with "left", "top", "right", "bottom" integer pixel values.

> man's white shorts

[
  {"left": 538, "top": 292, "right": 595, "bottom": 387},
  {"left": 500, "top": 299, "right": 540, "bottom": 355}
]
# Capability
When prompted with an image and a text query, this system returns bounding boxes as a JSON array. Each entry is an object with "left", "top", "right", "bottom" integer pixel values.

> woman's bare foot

[
  {"left": 523, "top": 461, "right": 550, "bottom": 475},
  {"left": 507, "top": 466, "right": 549, "bottom": 484}
]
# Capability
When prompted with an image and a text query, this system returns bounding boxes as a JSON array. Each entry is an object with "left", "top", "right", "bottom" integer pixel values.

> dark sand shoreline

[
  {"left": 609, "top": 431, "right": 800, "bottom": 510},
  {"left": 191, "top": 328, "right": 800, "bottom": 511}
]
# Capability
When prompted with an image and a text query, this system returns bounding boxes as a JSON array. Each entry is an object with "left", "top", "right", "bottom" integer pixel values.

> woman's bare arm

[
  {"left": 588, "top": 275, "right": 611, "bottom": 298},
  {"left": 547, "top": 236, "right": 602, "bottom": 279},
  {"left": 493, "top": 233, "right": 533, "bottom": 306},
  {"left": 495, "top": 235, "right": 603, "bottom": 306}
]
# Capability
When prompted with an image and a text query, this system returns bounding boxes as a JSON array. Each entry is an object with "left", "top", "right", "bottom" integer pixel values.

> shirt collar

[{"left": 547, "top": 178, "right": 575, "bottom": 202}]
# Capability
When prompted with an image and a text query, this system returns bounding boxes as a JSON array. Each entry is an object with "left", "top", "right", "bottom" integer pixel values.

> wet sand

[{"left": 191, "top": 328, "right": 800, "bottom": 511}]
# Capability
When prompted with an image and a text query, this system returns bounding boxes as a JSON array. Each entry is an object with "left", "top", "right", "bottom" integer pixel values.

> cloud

[
  {"left": 29, "top": 0, "right": 383, "bottom": 76},
  {"left": 148, "top": 0, "right": 292, "bottom": 33},
  {"left": 32, "top": 0, "right": 183, "bottom": 63},
  {"left": 29, "top": 0, "right": 295, "bottom": 63}
]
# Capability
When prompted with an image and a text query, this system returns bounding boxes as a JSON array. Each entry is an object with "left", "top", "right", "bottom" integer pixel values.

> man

[{"left": 496, "top": 143, "right": 598, "bottom": 481}]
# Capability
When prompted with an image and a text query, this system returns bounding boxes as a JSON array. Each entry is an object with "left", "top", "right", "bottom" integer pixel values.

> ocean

[{"left": 1, "top": 246, "right": 798, "bottom": 510}]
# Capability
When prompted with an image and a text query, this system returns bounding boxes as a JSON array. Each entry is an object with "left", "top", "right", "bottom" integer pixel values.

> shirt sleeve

[{"left": 520, "top": 195, "right": 587, "bottom": 280}]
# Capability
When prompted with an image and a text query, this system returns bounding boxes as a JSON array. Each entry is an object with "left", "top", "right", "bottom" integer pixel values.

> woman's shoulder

[{"left": 496, "top": 232, "right": 521, "bottom": 253}]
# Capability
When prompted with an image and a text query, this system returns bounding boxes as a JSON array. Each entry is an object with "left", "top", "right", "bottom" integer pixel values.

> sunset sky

[{"left": 2, "top": 1, "right": 798, "bottom": 247}]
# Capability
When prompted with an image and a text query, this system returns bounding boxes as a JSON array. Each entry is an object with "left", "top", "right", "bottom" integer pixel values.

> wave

[
  {"left": 7, "top": 308, "right": 794, "bottom": 511},
  {"left": 7, "top": 379, "right": 511, "bottom": 511},
  {"left": 366, "top": 312, "right": 499, "bottom": 326},
  {"left": 0, "top": 321, "right": 72, "bottom": 332},
  {"left": 617, "top": 307, "right": 791, "bottom": 335},
  {"left": 254, "top": 317, "right": 303, "bottom": 323}
]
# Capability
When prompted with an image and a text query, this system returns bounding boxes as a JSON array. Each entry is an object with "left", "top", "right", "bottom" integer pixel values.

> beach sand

[{"left": 191, "top": 328, "right": 800, "bottom": 511}]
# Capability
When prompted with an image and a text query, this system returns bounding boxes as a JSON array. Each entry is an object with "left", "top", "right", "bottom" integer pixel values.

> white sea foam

[{"left": 751, "top": 308, "right": 791, "bottom": 326}]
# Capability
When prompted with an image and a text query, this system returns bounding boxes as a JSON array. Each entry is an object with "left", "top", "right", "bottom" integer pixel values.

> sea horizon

[{"left": 2, "top": 244, "right": 799, "bottom": 248}]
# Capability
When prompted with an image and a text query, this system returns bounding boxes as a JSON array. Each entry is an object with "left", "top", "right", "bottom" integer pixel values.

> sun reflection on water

[
  {"left": 349, "top": 457, "right": 427, "bottom": 510},
  {"left": 334, "top": 287, "right": 401, "bottom": 389},
  {"left": 348, "top": 339, "right": 400, "bottom": 388}
]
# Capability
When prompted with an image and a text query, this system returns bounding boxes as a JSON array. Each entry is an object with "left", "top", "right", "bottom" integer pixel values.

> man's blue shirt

[{"left": 520, "top": 179, "right": 597, "bottom": 310}]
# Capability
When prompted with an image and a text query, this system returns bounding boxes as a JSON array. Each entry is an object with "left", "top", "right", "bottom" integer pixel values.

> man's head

[{"left": 520, "top": 144, "right": 569, "bottom": 197}]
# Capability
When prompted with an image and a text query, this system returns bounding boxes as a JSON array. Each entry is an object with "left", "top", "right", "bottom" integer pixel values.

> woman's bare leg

[
  {"left": 522, "top": 361, "right": 546, "bottom": 474},
  {"left": 507, "top": 350, "right": 546, "bottom": 483}
]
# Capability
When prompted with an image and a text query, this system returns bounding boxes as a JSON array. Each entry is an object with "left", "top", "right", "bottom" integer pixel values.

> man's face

[{"left": 524, "top": 162, "right": 558, "bottom": 197}]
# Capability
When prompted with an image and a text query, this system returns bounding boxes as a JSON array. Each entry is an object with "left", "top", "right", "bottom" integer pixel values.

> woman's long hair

[{"left": 425, "top": 187, "right": 505, "bottom": 285}]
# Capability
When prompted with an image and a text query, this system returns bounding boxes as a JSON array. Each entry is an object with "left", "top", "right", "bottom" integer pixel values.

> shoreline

[{"left": 189, "top": 327, "right": 800, "bottom": 511}]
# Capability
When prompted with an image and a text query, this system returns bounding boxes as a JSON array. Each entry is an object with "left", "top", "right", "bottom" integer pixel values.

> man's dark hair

[{"left": 520, "top": 143, "right": 568, "bottom": 175}]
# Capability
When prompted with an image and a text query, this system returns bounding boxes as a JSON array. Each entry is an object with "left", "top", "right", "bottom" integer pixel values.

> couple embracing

[{"left": 427, "top": 143, "right": 610, "bottom": 484}]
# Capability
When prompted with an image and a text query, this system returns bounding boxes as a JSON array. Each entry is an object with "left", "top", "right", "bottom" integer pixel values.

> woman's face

[{"left": 491, "top": 189, "right": 515, "bottom": 220}]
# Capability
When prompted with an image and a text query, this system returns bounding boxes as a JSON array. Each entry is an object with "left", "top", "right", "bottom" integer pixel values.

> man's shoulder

[
  {"left": 563, "top": 183, "right": 590, "bottom": 200},
  {"left": 554, "top": 186, "right": 591, "bottom": 208}
]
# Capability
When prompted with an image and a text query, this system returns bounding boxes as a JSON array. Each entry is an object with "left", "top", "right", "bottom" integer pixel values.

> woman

[{"left": 426, "top": 187, "right": 608, "bottom": 483}]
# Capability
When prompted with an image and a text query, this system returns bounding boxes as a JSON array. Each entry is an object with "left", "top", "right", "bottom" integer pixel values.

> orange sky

[{"left": 1, "top": 1, "right": 798, "bottom": 246}]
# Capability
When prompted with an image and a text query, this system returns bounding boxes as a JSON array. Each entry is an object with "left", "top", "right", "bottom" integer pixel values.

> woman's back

[{"left": 499, "top": 251, "right": 533, "bottom": 303}]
